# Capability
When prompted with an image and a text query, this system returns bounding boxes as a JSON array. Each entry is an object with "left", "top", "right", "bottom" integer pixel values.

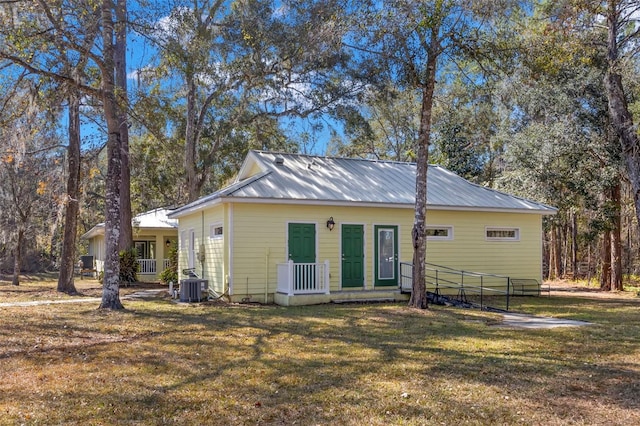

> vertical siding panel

[{"left": 202, "top": 206, "right": 225, "bottom": 294}]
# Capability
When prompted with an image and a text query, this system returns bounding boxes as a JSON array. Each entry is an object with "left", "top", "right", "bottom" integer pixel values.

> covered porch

[
  {"left": 94, "top": 258, "right": 171, "bottom": 282},
  {"left": 137, "top": 258, "right": 172, "bottom": 277}
]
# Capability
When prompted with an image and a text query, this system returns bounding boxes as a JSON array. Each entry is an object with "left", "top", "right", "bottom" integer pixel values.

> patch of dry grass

[
  {"left": 0, "top": 273, "right": 163, "bottom": 302},
  {"left": 0, "top": 278, "right": 639, "bottom": 425}
]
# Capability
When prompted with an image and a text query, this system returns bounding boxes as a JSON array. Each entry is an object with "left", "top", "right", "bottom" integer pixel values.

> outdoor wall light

[
  {"left": 326, "top": 217, "right": 335, "bottom": 231},
  {"left": 165, "top": 239, "right": 171, "bottom": 248}
]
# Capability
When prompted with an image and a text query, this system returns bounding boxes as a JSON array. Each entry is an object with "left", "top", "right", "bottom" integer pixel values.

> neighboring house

[
  {"left": 168, "top": 151, "right": 557, "bottom": 305},
  {"left": 81, "top": 208, "right": 178, "bottom": 282}
]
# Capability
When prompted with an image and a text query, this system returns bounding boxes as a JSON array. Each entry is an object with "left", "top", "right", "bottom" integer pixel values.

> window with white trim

[
  {"left": 134, "top": 240, "right": 155, "bottom": 259},
  {"left": 209, "top": 223, "right": 223, "bottom": 239},
  {"left": 486, "top": 227, "right": 520, "bottom": 241},
  {"left": 426, "top": 226, "right": 453, "bottom": 240}
]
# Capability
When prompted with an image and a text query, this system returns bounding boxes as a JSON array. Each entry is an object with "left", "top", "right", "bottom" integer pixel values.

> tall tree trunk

[
  {"left": 115, "top": 0, "right": 132, "bottom": 251},
  {"left": 409, "top": 30, "right": 439, "bottom": 309},
  {"left": 547, "top": 228, "right": 555, "bottom": 280},
  {"left": 587, "top": 243, "right": 593, "bottom": 285},
  {"left": 11, "top": 228, "right": 24, "bottom": 286},
  {"left": 611, "top": 182, "right": 623, "bottom": 291},
  {"left": 600, "top": 230, "right": 612, "bottom": 291},
  {"left": 550, "top": 225, "right": 562, "bottom": 279},
  {"left": 561, "top": 223, "right": 568, "bottom": 277},
  {"left": 100, "top": 0, "right": 124, "bottom": 309},
  {"left": 571, "top": 211, "right": 578, "bottom": 280},
  {"left": 626, "top": 194, "right": 632, "bottom": 278},
  {"left": 547, "top": 225, "right": 562, "bottom": 280},
  {"left": 57, "top": 90, "right": 81, "bottom": 294},
  {"left": 604, "top": 2, "right": 640, "bottom": 229},
  {"left": 185, "top": 77, "right": 199, "bottom": 203}
]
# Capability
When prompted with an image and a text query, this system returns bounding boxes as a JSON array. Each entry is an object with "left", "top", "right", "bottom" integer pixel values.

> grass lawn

[{"left": 1, "top": 277, "right": 639, "bottom": 425}]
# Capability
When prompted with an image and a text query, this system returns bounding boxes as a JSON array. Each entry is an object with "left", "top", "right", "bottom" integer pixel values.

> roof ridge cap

[{"left": 255, "top": 150, "right": 424, "bottom": 166}]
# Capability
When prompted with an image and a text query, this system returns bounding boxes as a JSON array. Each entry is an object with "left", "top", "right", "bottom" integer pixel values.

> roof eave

[
  {"left": 215, "top": 196, "right": 557, "bottom": 214},
  {"left": 80, "top": 224, "right": 105, "bottom": 240},
  {"left": 132, "top": 226, "right": 179, "bottom": 233},
  {"left": 168, "top": 197, "right": 223, "bottom": 218}
]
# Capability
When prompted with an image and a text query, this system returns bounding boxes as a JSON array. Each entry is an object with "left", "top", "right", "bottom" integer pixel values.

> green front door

[
  {"left": 288, "top": 223, "right": 316, "bottom": 291},
  {"left": 374, "top": 225, "right": 398, "bottom": 287},
  {"left": 341, "top": 224, "right": 364, "bottom": 288},
  {"left": 288, "top": 223, "right": 316, "bottom": 263}
]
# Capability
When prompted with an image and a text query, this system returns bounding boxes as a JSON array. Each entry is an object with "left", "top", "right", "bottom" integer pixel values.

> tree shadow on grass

[
  {"left": 1, "top": 298, "right": 639, "bottom": 424},
  {"left": 123, "top": 300, "right": 640, "bottom": 420}
]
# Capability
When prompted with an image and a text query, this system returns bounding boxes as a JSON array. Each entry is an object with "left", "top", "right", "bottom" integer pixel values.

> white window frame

[
  {"left": 209, "top": 222, "right": 223, "bottom": 239},
  {"left": 485, "top": 227, "right": 520, "bottom": 241},
  {"left": 426, "top": 225, "right": 453, "bottom": 241}
]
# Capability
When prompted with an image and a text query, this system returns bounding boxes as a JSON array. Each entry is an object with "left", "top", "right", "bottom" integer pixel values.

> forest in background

[{"left": 0, "top": 0, "right": 639, "bottom": 297}]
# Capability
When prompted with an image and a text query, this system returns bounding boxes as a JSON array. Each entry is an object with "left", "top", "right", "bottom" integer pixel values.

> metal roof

[
  {"left": 170, "top": 151, "right": 556, "bottom": 217},
  {"left": 132, "top": 208, "right": 179, "bottom": 229},
  {"left": 81, "top": 208, "right": 178, "bottom": 240}
]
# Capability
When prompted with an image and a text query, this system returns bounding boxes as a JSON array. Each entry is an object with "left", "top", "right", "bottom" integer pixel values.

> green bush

[
  {"left": 160, "top": 242, "right": 178, "bottom": 284},
  {"left": 119, "top": 248, "right": 139, "bottom": 285}
]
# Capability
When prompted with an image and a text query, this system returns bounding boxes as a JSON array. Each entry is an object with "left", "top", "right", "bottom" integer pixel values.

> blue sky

[{"left": 120, "top": 2, "right": 342, "bottom": 156}]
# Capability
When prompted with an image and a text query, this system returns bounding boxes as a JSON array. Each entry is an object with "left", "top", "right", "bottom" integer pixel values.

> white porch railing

[
  {"left": 137, "top": 259, "right": 156, "bottom": 274},
  {"left": 277, "top": 260, "right": 330, "bottom": 296},
  {"left": 134, "top": 259, "right": 171, "bottom": 275},
  {"left": 400, "top": 262, "right": 413, "bottom": 292}
]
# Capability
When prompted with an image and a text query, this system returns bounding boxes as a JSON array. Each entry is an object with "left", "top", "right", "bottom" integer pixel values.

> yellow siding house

[
  {"left": 169, "top": 151, "right": 556, "bottom": 305},
  {"left": 82, "top": 208, "right": 178, "bottom": 282}
]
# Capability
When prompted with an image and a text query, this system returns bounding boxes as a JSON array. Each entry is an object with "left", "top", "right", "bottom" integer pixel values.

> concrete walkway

[
  {"left": 498, "top": 312, "right": 592, "bottom": 329},
  {"left": 0, "top": 289, "right": 166, "bottom": 308}
]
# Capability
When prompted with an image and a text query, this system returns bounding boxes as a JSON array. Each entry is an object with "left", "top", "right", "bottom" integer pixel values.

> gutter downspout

[
  {"left": 228, "top": 203, "right": 234, "bottom": 297},
  {"left": 201, "top": 211, "right": 205, "bottom": 277},
  {"left": 201, "top": 211, "right": 208, "bottom": 298}
]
